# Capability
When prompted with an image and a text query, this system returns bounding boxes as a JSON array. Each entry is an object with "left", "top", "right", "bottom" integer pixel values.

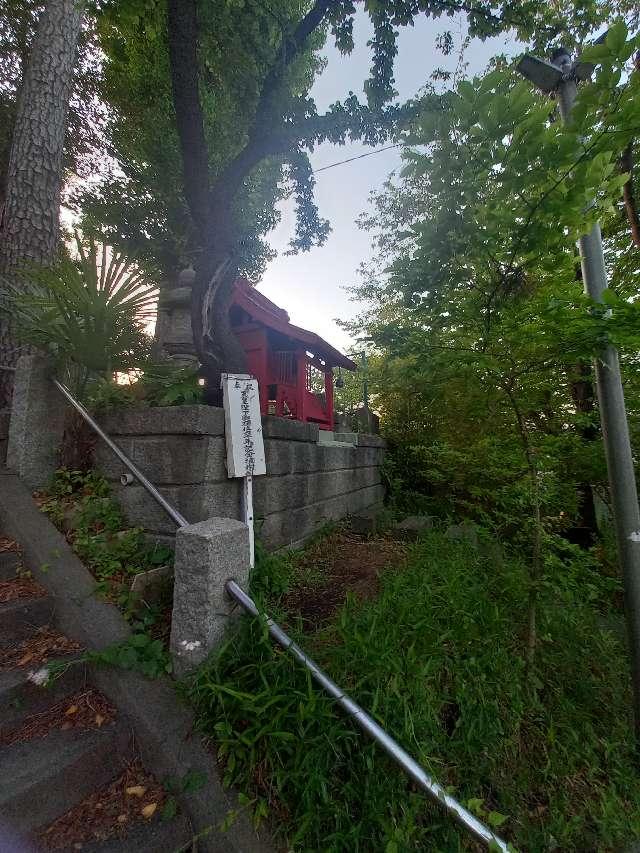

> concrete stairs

[
  {"left": 0, "top": 535, "right": 194, "bottom": 852},
  {"left": 0, "top": 467, "right": 273, "bottom": 853}
]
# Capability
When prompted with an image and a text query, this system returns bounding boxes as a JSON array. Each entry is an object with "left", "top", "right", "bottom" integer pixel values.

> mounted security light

[
  {"left": 517, "top": 29, "right": 610, "bottom": 94},
  {"left": 515, "top": 54, "right": 563, "bottom": 93}
]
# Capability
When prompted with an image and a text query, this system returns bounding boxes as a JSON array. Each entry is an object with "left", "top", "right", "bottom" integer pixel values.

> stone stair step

[
  {"left": 79, "top": 813, "right": 193, "bottom": 853},
  {"left": 0, "top": 724, "right": 132, "bottom": 835},
  {"left": 0, "top": 549, "right": 21, "bottom": 580},
  {"left": 0, "top": 662, "right": 88, "bottom": 732},
  {"left": 0, "top": 596, "right": 55, "bottom": 646}
]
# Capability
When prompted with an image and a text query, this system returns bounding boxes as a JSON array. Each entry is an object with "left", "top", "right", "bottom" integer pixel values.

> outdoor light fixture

[
  {"left": 515, "top": 54, "right": 564, "bottom": 93},
  {"left": 516, "top": 29, "right": 609, "bottom": 95},
  {"left": 335, "top": 368, "right": 344, "bottom": 389}
]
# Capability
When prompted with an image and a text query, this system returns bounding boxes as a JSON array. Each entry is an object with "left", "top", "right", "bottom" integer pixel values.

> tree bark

[{"left": 0, "top": 0, "right": 82, "bottom": 406}]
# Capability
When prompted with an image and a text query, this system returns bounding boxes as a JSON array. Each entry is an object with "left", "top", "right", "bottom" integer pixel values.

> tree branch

[
  {"left": 167, "top": 0, "right": 211, "bottom": 238},
  {"left": 211, "top": 0, "right": 334, "bottom": 209}
]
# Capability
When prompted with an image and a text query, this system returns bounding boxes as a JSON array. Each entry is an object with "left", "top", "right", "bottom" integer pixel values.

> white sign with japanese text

[{"left": 221, "top": 374, "right": 266, "bottom": 478}]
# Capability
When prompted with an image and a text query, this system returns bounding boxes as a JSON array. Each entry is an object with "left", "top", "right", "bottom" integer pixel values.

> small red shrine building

[{"left": 230, "top": 278, "right": 356, "bottom": 430}]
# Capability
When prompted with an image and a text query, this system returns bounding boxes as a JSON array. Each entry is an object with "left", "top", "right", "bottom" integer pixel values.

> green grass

[
  {"left": 186, "top": 530, "right": 639, "bottom": 852},
  {"left": 40, "top": 468, "right": 173, "bottom": 608}
]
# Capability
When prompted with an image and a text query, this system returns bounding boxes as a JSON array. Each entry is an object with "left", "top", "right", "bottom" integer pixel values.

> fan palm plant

[{"left": 3, "top": 234, "right": 158, "bottom": 395}]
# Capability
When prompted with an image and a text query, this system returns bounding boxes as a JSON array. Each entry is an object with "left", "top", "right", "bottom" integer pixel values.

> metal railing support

[{"left": 225, "top": 579, "right": 509, "bottom": 851}]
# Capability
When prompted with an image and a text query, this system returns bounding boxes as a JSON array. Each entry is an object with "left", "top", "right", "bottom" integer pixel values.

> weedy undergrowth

[
  {"left": 40, "top": 468, "right": 173, "bottom": 607},
  {"left": 185, "top": 530, "right": 640, "bottom": 852}
]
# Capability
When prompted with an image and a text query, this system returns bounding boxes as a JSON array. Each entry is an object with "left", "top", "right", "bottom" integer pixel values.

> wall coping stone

[
  {"left": 98, "top": 404, "right": 386, "bottom": 449},
  {"left": 261, "top": 415, "right": 319, "bottom": 442},
  {"left": 99, "top": 405, "right": 225, "bottom": 436}
]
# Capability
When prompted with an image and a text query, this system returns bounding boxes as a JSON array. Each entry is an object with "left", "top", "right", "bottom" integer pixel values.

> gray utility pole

[{"left": 517, "top": 45, "right": 640, "bottom": 742}]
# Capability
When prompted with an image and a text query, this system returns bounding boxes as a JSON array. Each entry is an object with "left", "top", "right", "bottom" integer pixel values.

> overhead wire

[{"left": 311, "top": 142, "right": 405, "bottom": 173}]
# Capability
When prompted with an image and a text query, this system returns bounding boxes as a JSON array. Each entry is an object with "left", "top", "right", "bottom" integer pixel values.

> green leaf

[
  {"left": 182, "top": 769, "right": 208, "bottom": 793},
  {"left": 605, "top": 20, "right": 628, "bottom": 55},
  {"left": 161, "top": 796, "right": 178, "bottom": 821},
  {"left": 488, "top": 811, "right": 508, "bottom": 827}
]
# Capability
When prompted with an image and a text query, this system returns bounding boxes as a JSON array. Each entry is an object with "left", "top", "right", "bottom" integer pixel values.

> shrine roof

[{"left": 232, "top": 278, "right": 357, "bottom": 371}]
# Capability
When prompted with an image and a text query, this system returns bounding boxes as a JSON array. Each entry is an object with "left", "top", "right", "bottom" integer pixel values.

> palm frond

[{"left": 2, "top": 235, "right": 159, "bottom": 391}]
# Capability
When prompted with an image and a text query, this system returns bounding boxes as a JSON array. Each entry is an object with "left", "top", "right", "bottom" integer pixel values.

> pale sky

[{"left": 260, "top": 10, "right": 520, "bottom": 354}]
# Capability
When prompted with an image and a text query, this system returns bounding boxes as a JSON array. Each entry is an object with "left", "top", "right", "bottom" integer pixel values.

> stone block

[
  {"left": 264, "top": 440, "right": 295, "bottom": 476},
  {"left": 391, "top": 515, "right": 433, "bottom": 542},
  {"left": 130, "top": 565, "right": 174, "bottom": 610},
  {"left": 199, "top": 480, "right": 242, "bottom": 520},
  {"left": 356, "top": 433, "right": 386, "bottom": 448},
  {"left": 351, "top": 505, "right": 386, "bottom": 536},
  {"left": 261, "top": 416, "right": 319, "bottom": 443},
  {"left": 7, "top": 354, "right": 66, "bottom": 489},
  {"left": 96, "top": 435, "right": 227, "bottom": 485},
  {"left": 0, "top": 409, "right": 9, "bottom": 439},
  {"left": 333, "top": 432, "right": 358, "bottom": 445},
  {"left": 98, "top": 404, "right": 225, "bottom": 437},
  {"left": 445, "top": 521, "right": 479, "bottom": 548},
  {"left": 259, "top": 483, "right": 384, "bottom": 550},
  {"left": 254, "top": 467, "right": 381, "bottom": 516},
  {"left": 170, "top": 518, "right": 250, "bottom": 675},
  {"left": 112, "top": 483, "right": 199, "bottom": 534}
]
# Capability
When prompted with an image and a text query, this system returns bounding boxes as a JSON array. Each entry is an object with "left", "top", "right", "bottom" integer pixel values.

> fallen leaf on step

[
  {"left": 60, "top": 722, "right": 72, "bottom": 730},
  {"left": 117, "top": 814, "right": 127, "bottom": 824},
  {"left": 65, "top": 704, "right": 78, "bottom": 715},
  {"left": 141, "top": 802, "right": 157, "bottom": 819},
  {"left": 95, "top": 713, "right": 105, "bottom": 727},
  {"left": 125, "top": 785, "right": 146, "bottom": 798},
  {"left": 17, "top": 653, "right": 33, "bottom": 666}
]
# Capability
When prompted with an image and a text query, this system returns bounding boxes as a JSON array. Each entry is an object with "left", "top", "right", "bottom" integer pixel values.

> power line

[{"left": 312, "top": 142, "right": 405, "bottom": 174}]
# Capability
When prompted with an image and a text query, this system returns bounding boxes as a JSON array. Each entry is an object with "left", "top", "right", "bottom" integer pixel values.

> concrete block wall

[{"left": 96, "top": 405, "right": 385, "bottom": 551}]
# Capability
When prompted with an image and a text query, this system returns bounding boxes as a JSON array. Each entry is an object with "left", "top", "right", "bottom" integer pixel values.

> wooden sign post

[{"left": 221, "top": 374, "right": 266, "bottom": 567}]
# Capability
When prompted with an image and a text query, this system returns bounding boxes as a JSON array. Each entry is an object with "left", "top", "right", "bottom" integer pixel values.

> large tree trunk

[
  {"left": 192, "top": 236, "right": 248, "bottom": 404},
  {"left": 0, "top": 0, "right": 82, "bottom": 406}
]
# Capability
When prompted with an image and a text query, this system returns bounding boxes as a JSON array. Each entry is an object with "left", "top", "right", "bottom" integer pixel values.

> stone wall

[
  {"left": 0, "top": 409, "right": 9, "bottom": 464},
  {"left": 96, "top": 405, "right": 385, "bottom": 551}
]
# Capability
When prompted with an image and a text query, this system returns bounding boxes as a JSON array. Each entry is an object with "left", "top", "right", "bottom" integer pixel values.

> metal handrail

[
  {"left": 225, "top": 580, "right": 508, "bottom": 851},
  {"left": 46, "top": 376, "right": 508, "bottom": 851},
  {"left": 53, "top": 379, "right": 188, "bottom": 528}
]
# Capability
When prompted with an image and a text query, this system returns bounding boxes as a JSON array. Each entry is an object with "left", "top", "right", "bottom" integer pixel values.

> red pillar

[
  {"left": 296, "top": 349, "right": 307, "bottom": 423},
  {"left": 324, "top": 366, "right": 334, "bottom": 430}
]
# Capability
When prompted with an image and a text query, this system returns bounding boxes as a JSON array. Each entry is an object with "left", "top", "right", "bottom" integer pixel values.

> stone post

[
  {"left": 170, "top": 517, "right": 251, "bottom": 676},
  {"left": 7, "top": 354, "right": 66, "bottom": 488}
]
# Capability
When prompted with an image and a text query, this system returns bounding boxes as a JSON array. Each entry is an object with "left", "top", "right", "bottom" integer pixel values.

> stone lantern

[{"left": 153, "top": 267, "right": 198, "bottom": 366}]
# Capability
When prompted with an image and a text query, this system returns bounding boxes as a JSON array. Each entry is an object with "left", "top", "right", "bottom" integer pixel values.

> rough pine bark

[{"left": 0, "top": 0, "right": 82, "bottom": 406}]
